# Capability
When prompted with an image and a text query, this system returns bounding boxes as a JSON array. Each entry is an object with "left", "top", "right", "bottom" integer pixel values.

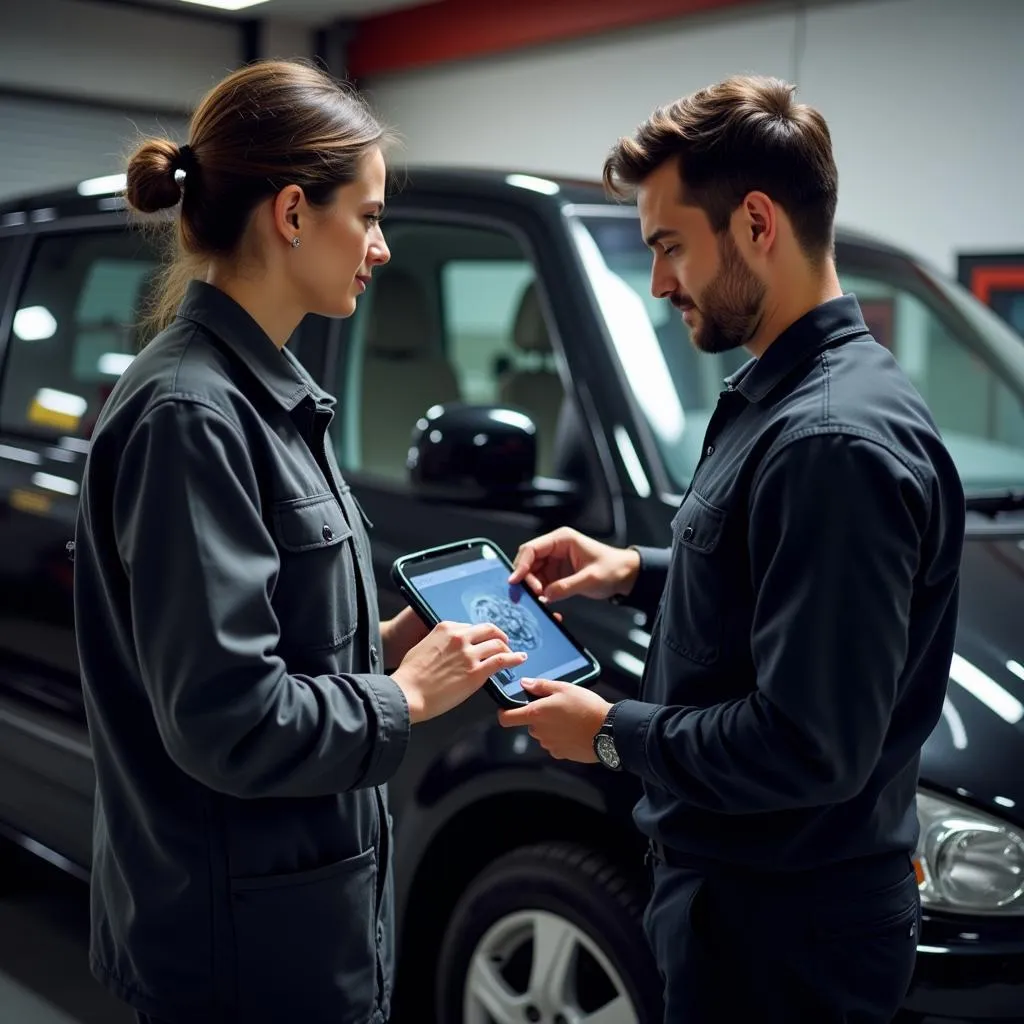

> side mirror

[{"left": 407, "top": 403, "right": 581, "bottom": 518}]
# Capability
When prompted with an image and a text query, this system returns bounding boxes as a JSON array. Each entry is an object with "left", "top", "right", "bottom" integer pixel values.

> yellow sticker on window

[
  {"left": 10, "top": 489, "right": 52, "bottom": 516},
  {"left": 27, "top": 398, "right": 80, "bottom": 432}
]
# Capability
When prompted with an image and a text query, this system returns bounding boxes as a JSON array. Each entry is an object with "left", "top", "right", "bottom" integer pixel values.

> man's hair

[{"left": 603, "top": 75, "right": 838, "bottom": 260}]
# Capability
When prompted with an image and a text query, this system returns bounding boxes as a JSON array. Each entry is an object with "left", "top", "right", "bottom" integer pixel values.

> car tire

[{"left": 437, "top": 842, "right": 664, "bottom": 1024}]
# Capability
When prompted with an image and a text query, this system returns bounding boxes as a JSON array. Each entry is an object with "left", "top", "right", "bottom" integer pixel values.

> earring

[{"left": 291, "top": 237, "right": 301, "bottom": 249}]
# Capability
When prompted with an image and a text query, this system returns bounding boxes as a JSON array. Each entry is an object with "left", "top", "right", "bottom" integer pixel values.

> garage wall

[
  {"left": 0, "top": 97, "right": 190, "bottom": 203},
  {"left": 363, "top": 0, "right": 1024, "bottom": 275},
  {"left": 0, "top": 0, "right": 240, "bottom": 112},
  {"left": 0, "top": 0, "right": 319, "bottom": 202}
]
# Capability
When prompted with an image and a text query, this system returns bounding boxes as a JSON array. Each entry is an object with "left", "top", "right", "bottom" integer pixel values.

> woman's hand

[
  {"left": 380, "top": 606, "right": 430, "bottom": 669},
  {"left": 391, "top": 622, "right": 527, "bottom": 724}
]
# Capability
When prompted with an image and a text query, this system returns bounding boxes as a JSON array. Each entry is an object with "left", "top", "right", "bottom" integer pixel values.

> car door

[
  {"left": 327, "top": 209, "right": 618, "bottom": 619},
  {"left": 0, "top": 220, "right": 160, "bottom": 866}
]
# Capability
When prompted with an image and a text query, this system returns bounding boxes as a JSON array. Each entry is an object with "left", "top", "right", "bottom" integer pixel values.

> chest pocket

[
  {"left": 661, "top": 491, "right": 728, "bottom": 665},
  {"left": 270, "top": 493, "right": 359, "bottom": 653}
]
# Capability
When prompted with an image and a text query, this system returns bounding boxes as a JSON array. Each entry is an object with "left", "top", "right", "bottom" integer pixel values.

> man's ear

[{"left": 742, "top": 192, "right": 776, "bottom": 252}]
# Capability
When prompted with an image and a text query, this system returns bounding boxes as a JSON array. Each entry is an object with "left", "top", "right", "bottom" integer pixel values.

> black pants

[
  {"left": 136, "top": 1014, "right": 169, "bottom": 1024},
  {"left": 644, "top": 851, "right": 921, "bottom": 1023}
]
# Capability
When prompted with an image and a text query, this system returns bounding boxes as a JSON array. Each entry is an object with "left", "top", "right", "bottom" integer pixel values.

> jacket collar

[
  {"left": 725, "top": 294, "right": 871, "bottom": 402},
  {"left": 176, "top": 280, "right": 333, "bottom": 411}
]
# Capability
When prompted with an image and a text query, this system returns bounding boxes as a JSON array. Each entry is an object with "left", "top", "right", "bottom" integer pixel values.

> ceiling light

[
  {"left": 178, "top": 0, "right": 271, "bottom": 9},
  {"left": 77, "top": 174, "right": 126, "bottom": 197}
]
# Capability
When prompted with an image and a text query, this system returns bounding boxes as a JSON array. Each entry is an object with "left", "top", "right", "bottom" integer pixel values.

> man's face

[{"left": 637, "top": 159, "right": 766, "bottom": 354}]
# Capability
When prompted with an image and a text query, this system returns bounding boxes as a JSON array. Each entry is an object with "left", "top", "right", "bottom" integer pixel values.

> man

[{"left": 499, "top": 75, "right": 965, "bottom": 1023}]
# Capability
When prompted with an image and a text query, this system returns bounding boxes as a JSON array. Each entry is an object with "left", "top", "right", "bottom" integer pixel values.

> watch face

[{"left": 596, "top": 734, "right": 621, "bottom": 769}]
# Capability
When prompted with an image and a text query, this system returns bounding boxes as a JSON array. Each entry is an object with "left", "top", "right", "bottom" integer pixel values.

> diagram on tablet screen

[{"left": 463, "top": 589, "right": 543, "bottom": 651}]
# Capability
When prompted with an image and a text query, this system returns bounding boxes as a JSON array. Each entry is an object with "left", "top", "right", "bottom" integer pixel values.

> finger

[
  {"left": 508, "top": 544, "right": 536, "bottom": 584},
  {"left": 499, "top": 705, "right": 533, "bottom": 727},
  {"left": 479, "top": 651, "right": 530, "bottom": 678},
  {"left": 523, "top": 573, "right": 545, "bottom": 596},
  {"left": 509, "top": 531, "right": 565, "bottom": 583},
  {"left": 464, "top": 622, "right": 510, "bottom": 646},
  {"left": 544, "top": 568, "right": 594, "bottom": 603},
  {"left": 434, "top": 619, "right": 468, "bottom": 637},
  {"left": 535, "top": 595, "right": 563, "bottom": 622},
  {"left": 472, "top": 638, "right": 521, "bottom": 662},
  {"left": 520, "top": 678, "right": 566, "bottom": 698}
]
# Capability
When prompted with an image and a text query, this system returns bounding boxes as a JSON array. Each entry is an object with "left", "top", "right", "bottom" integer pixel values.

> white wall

[
  {"left": 363, "top": 0, "right": 1024, "bottom": 275},
  {"left": 0, "top": 0, "right": 241, "bottom": 113},
  {"left": 0, "top": 1, "right": 318, "bottom": 200}
]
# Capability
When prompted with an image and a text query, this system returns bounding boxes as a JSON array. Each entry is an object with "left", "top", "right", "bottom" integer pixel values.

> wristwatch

[{"left": 593, "top": 702, "right": 623, "bottom": 771}]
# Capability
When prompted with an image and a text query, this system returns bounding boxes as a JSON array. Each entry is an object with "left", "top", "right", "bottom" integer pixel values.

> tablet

[{"left": 391, "top": 538, "right": 600, "bottom": 708}]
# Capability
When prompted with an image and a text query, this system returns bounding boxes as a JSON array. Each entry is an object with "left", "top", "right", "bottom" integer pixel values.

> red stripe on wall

[
  {"left": 347, "top": 0, "right": 756, "bottom": 79},
  {"left": 969, "top": 266, "right": 1024, "bottom": 306}
]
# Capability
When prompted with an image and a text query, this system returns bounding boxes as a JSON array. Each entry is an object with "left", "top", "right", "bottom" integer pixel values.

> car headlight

[{"left": 915, "top": 791, "right": 1024, "bottom": 915}]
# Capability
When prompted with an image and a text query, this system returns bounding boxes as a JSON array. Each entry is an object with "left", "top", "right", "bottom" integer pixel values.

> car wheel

[{"left": 437, "top": 842, "right": 663, "bottom": 1024}]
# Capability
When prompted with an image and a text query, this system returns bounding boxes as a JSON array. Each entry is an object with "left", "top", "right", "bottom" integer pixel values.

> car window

[
  {"left": 335, "top": 220, "right": 567, "bottom": 481},
  {"left": 840, "top": 270, "right": 1024, "bottom": 492},
  {"left": 0, "top": 230, "right": 159, "bottom": 441},
  {"left": 576, "top": 213, "right": 1024, "bottom": 495}
]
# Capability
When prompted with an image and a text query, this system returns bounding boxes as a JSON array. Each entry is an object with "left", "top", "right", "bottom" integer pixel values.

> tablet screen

[{"left": 404, "top": 544, "right": 591, "bottom": 700}]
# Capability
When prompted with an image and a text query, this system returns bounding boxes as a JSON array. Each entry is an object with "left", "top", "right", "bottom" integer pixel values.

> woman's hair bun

[{"left": 125, "top": 138, "right": 186, "bottom": 214}]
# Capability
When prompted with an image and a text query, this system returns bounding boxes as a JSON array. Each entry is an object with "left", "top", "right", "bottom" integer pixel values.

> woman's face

[{"left": 294, "top": 146, "right": 390, "bottom": 319}]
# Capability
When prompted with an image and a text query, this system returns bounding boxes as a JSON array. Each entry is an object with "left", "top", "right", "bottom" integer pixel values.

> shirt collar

[
  {"left": 176, "top": 280, "right": 323, "bottom": 412},
  {"left": 724, "top": 294, "right": 871, "bottom": 403}
]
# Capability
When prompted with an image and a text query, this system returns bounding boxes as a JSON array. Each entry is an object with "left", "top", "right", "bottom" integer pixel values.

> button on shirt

[{"left": 617, "top": 295, "right": 965, "bottom": 871}]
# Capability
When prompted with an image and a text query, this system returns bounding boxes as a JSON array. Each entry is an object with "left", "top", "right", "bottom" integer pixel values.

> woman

[{"left": 73, "top": 60, "right": 527, "bottom": 1024}]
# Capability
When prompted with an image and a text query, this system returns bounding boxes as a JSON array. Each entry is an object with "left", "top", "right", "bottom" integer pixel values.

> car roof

[{"left": 0, "top": 165, "right": 909, "bottom": 260}]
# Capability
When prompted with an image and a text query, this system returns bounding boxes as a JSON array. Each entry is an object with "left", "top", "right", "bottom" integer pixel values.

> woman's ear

[{"left": 272, "top": 185, "right": 305, "bottom": 246}]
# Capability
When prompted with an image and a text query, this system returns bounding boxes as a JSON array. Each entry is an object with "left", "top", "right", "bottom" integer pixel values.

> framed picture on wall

[{"left": 958, "top": 252, "right": 1024, "bottom": 338}]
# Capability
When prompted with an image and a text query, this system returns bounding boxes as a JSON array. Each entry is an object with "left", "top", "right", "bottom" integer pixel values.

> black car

[{"left": 1, "top": 168, "right": 1023, "bottom": 1024}]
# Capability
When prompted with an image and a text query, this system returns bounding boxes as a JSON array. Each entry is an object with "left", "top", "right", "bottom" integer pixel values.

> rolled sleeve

[{"left": 114, "top": 397, "right": 409, "bottom": 799}]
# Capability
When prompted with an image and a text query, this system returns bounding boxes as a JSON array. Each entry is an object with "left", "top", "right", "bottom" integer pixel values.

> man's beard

[{"left": 675, "top": 232, "right": 766, "bottom": 354}]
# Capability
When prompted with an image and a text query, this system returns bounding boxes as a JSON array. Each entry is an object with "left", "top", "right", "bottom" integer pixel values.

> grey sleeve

[
  {"left": 113, "top": 397, "right": 410, "bottom": 799},
  {"left": 614, "top": 433, "right": 925, "bottom": 811}
]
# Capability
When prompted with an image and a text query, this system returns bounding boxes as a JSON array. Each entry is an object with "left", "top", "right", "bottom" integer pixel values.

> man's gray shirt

[
  {"left": 74, "top": 281, "right": 409, "bottom": 1023},
  {"left": 615, "top": 295, "right": 965, "bottom": 872}
]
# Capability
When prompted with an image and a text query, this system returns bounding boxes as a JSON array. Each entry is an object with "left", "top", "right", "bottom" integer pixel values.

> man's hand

[
  {"left": 498, "top": 679, "right": 612, "bottom": 763},
  {"left": 509, "top": 528, "right": 641, "bottom": 604},
  {"left": 380, "top": 606, "right": 430, "bottom": 669}
]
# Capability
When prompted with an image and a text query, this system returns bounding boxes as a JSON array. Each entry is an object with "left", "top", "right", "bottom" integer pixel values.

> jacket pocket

[
  {"left": 661, "top": 491, "right": 728, "bottom": 665},
  {"left": 230, "top": 847, "right": 378, "bottom": 1023},
  {"left": 270, "top": 493, "right": 359, "bottom": 653}
]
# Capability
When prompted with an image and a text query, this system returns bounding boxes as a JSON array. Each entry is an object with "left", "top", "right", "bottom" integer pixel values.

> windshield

[{"left": 573, "top": 213, "right": 1024, "bottom": 496}]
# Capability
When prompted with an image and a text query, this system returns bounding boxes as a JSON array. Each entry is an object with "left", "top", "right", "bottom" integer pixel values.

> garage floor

[{"left": 1, "top": 847, "right": 132, "bottom": 1024}]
